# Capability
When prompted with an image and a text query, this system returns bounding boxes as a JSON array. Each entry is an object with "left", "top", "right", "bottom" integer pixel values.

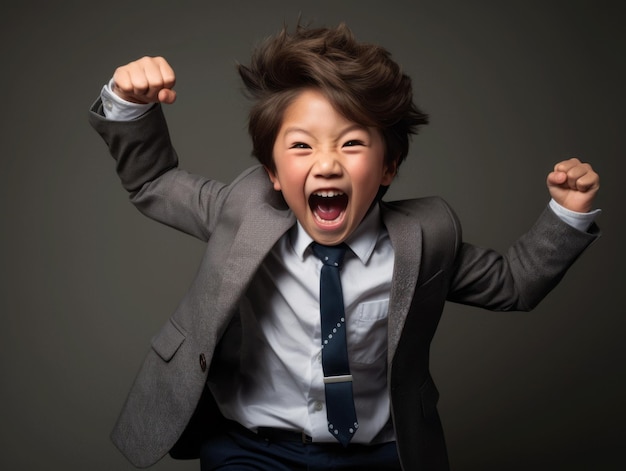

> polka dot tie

[{"left": 312, "top": 242, "right": 358, "bottom": 447}]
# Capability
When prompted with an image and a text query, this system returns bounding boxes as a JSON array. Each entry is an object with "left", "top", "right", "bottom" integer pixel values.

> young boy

[{"left": 90, "top": 23, "right": 600, "bottom": 471}]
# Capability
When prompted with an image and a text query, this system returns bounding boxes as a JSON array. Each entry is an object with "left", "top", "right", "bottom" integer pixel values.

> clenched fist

[
  {"left": 547, "top": 158, "right": 600, "bottom": 213},
  {"left": 112, "top": 56, "right": 176, "bottom": 105}
]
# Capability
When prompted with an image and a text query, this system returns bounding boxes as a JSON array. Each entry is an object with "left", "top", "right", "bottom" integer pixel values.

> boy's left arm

[{"left": 447, "top": 158, "right": 600, "bottom": 311}]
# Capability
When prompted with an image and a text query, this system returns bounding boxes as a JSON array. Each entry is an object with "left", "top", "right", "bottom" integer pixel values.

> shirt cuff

[
  {"left": 549, "top": 199, "right": 601, "bottom": 233},
  {"left": 100, "top": 78, "right": 153, "bottom": 121}
]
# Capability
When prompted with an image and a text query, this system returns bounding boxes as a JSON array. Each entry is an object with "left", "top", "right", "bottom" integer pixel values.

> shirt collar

[{"left": 290, "top": 203, "right": 383, "bottom": 265}]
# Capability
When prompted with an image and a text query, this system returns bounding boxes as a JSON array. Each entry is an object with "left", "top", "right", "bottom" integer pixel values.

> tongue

[
  {"left": 315, "top": 200, "right": 343, "bottom": 221},
  {"left": 311, "top": 195, "right": 347, "bottom": 221}
]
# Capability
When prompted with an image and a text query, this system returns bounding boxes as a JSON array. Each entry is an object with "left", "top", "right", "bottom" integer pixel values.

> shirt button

[
  {"left": 104, "top": 99, "right": 113, "bottom": 111},
  {"left": 314, "top": 401, "right": 323, "bottom": 411}
]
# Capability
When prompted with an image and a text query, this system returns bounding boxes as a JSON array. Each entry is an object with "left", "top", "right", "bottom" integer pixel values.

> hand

[
  {"left": 112, "top": 56, "right": 176, "bottom": 105},
  {"left": 546, "top": 158, "right": 599, "bottom": 213}
]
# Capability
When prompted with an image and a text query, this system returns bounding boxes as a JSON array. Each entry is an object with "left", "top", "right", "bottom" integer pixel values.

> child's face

[{"left": 267, "top": 89, "right": 394, "bottom": 246}]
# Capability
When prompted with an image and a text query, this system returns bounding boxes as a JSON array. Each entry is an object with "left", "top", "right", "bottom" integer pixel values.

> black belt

[
  {"left": 257, "top": 426, "right": 314, "bottom": 444},
  {"left": 226, "top": 420, "right": 313, "bottom": 444}
]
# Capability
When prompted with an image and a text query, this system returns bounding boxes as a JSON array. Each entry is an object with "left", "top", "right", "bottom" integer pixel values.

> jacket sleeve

[
  {"left": 447, "top": 205, "right": 600, "bottom": 311},
  {"left": 89, "top": 99, "right": 225, "bottom": 242}
]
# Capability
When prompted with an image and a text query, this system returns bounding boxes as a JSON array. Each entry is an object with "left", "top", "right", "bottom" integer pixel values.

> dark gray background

[{"left": 1, "top": 1, "right": 623, "bottom": 470}]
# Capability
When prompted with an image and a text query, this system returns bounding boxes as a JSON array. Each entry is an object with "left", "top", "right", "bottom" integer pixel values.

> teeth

[{"left": 313, "top": 191, "right": 345, "bottom": 198}]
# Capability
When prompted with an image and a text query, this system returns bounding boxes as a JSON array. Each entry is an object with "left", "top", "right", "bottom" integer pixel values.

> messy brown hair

[{"left": 237, "top": 22, "right": 428, "bottom": 174}]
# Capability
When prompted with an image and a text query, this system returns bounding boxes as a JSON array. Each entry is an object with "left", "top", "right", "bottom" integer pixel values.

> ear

[
  {"left": 264, "top": 166, "right": 282, "bottom": 191},
  {"left": 381, "top": 160, "right": 397, "bottom": 186}
]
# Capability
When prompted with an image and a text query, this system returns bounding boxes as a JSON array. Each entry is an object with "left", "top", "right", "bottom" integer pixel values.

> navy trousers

[{"left": 200, "top": 423, "right": 401, "bottom": 471}]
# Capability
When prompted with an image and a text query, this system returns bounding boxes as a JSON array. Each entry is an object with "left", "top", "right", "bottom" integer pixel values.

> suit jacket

[{"left": 90, "top": 101, "right": 599, "bottom": 470}]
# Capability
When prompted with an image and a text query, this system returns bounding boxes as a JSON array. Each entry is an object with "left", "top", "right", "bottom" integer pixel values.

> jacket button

[{"left": 199, "top": 353, "right": 207, "bottom": 372}]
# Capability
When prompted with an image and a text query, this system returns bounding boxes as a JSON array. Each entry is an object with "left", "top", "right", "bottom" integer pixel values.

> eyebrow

[{"left": 282, "top": 124, "right": 371, "bottom": 139}]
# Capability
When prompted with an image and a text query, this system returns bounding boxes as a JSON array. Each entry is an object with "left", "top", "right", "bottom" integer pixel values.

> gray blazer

[{"left": 90, "top": 101, "right": 599, "bottom": 470}]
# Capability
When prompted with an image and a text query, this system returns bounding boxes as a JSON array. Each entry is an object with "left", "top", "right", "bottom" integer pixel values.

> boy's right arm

[{"left": 90, "top": 57, "right": 225, "bottom": 242}]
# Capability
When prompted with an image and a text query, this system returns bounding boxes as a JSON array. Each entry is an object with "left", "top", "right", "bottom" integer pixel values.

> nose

[{"left": 313, "top": 151, "right": 343, "bottom": 178}]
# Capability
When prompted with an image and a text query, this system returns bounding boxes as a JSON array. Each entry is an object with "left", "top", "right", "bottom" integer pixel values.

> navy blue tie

[{"left": 312, "top": 242, "right": 358, "bottom": 446}]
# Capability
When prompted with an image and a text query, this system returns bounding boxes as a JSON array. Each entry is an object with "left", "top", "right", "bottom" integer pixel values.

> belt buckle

[{"left": 301, "top": 431, "right": 312, "bottom": 444}]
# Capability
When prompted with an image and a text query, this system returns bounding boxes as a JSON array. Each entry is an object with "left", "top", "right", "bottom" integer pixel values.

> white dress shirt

[{"left": 210, "top": 204, "right": 396, "bottom": 443}]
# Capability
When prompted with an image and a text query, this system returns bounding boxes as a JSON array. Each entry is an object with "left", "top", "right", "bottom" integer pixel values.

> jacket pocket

[
  {"left": 151, "top": 318, "right": 187, "bottom": 362},
  {"left": 416, "top": 269, "right": 445, "bottom": 300},
  {"left": 419, "top": 375, "right": 440, "bottom": 421}
]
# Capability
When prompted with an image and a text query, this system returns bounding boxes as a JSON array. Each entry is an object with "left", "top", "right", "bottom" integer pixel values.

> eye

[
  {"left": 343, "top": 140, "right": 365, "bottom": 147},
  {"left": 290, "top": 142, "right": 311, "bottom": 149}
]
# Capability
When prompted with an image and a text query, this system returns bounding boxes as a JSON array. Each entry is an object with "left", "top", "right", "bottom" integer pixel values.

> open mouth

[{"left": 309, "top": 191, "right": 349, "bottom": 223}]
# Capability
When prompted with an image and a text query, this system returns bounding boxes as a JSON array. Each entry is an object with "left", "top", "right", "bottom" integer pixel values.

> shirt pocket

[{"left": 348, "top": 299, "right": 389, "bottom": 365}]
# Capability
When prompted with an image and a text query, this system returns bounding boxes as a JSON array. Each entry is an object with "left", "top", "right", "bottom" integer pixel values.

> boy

[{"left": 90, "top": 23, "right": 600, "bottom": 470}]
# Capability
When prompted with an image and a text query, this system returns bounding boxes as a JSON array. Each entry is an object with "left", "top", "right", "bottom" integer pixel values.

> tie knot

[{"left": 312, "top": 243, "right": 347, "bottom": 268}]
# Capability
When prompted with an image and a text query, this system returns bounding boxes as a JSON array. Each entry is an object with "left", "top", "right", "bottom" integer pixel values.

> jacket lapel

[
  {"left": 381, "top": 203, "right": 422, "bottom": 365},
  {"left": 216, "top": 203, "right": 296, "bottom": 319}
]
